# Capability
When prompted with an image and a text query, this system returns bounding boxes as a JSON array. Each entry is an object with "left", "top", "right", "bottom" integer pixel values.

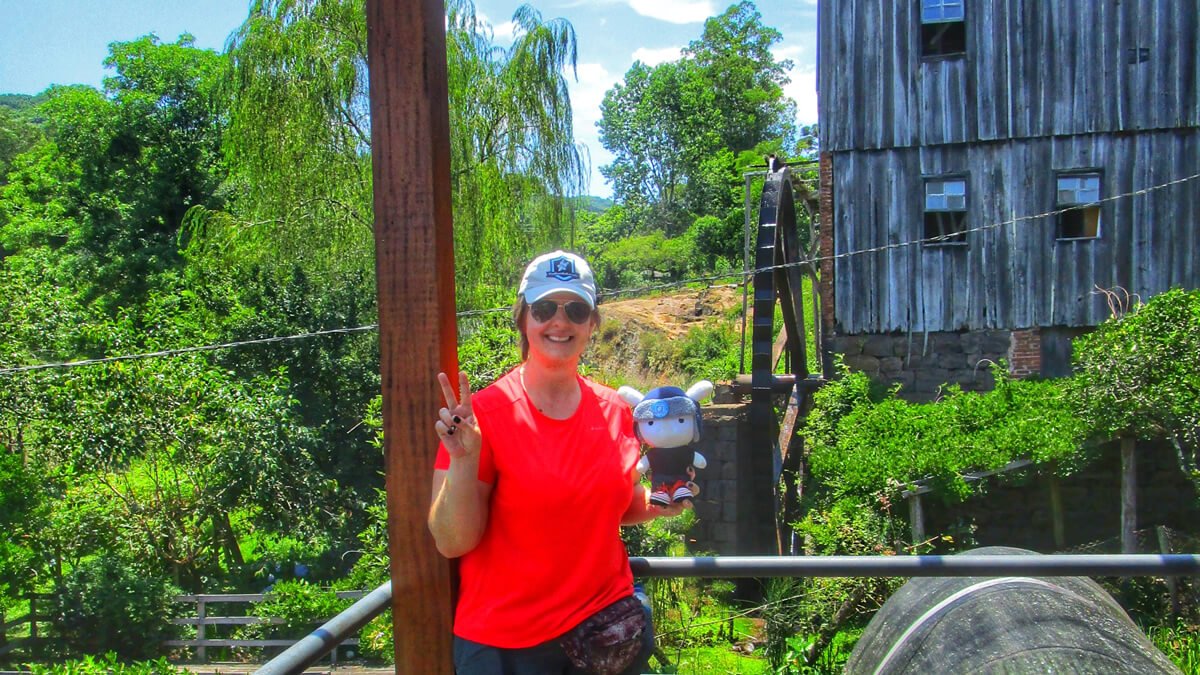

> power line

[
  {"left": 0, "top": 325, "right": 378, "bottom": 376},
  {"left": 2, "top": 170, "right": 1196, "bottom": 376}
]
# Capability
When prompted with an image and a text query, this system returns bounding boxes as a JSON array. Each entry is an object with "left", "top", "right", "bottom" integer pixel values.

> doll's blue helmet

[{"left": 631, "top": 386, "right": 703, "bottom": 444}]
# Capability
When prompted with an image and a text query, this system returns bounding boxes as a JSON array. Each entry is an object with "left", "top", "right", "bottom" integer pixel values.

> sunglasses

[{"left": 529, "top": 299, "right": 593, "bottom": 324}]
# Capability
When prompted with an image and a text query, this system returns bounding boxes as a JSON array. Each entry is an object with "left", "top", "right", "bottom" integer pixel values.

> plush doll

[{"left": 618, "top": 380, "right": 714, "bottom": 507}]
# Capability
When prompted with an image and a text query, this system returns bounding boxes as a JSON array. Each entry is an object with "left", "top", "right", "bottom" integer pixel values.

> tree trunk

[{"left": 1120, "top": 438, "right": 1137, "bottom": 554}]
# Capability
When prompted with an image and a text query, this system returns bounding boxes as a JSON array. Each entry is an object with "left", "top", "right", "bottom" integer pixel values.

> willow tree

[{"left": 199, "top": 0, "right": 585, "bottom": 306}]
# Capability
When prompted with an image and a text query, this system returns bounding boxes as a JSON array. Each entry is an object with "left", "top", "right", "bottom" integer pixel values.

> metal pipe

[
  {"left": 255, "top": 581, "right": 392, "bottom": 675},
  {"left": 253, "top": 553, "right": 1200, "bottom": 673},
  {"left": 630, "top": 554, "right": 1200, "bottom": 578}
]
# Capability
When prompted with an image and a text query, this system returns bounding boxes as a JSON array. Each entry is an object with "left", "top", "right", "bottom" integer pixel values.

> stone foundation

[
  {"left": 687, "top": 404, "right": 746, "bottom": 555},
  {"left": 826, "top": 329, "right": 1013, "bottom": 401}
]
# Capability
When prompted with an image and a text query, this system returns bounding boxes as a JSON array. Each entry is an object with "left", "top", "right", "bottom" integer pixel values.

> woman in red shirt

[{"left": 429, "top": 250, "right": 689, "bottom": 673}]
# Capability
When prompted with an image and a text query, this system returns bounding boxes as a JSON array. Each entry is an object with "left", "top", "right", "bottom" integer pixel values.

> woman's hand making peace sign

[{"left": 435, "top": 371, "right": 481, "bottom": 460}]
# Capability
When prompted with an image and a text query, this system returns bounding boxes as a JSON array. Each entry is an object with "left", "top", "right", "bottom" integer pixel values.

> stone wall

[
  {"left": 683, "top": 405, "right": 1200, "bottom": 557},
  {"left": 688, "top": 403, "right": 748, "bottom": 555},
  {"left": 922, "top": 440, "right": 1200, "bottom": 551},
  {"left": 825, "top": 329, "right": 1012, "bottom": 401}
]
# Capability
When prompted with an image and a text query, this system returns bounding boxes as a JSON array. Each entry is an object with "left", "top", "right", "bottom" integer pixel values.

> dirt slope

[{"left": 588, "top": 284, "right": 743, "bottom": 388}]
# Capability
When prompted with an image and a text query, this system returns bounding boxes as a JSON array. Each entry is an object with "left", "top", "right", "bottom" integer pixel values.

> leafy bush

[
  {"left": 804, "top": 364, "right": 1087, "bottom": 502},
  {"left": 23, "top": 653, "right": 183, "bottom": 674},
  {"left": 1072, "top": 287, "right": 1200, "bottom": 489},
  {"left": 0, "top": 450, "right": 45, "bottom": 601},
  {"left": 48, "top": 555, "right": 181, "bottom": 660},
  {"left": 678, "top": 322, "right": 741, "bottom": 382},
  {"left": 357, "top": 611, "right": 394, "bottom": 664},
  {"left": 1146, "top": 620, "right": 1200, "bottom": 674},
  {"left": 240, "top": 531, "right": 333, "bottom": 587},
  {"left": 592, "top": 232, "right": 699, "bottom": 289},
  {"left": 456, "top": 313, "right": 522, "bottom": 388},
  {"left": 236, "top": 579, "right": 351, "bottom": 641}
]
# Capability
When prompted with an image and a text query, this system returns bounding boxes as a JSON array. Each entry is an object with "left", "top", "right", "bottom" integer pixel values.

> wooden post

[
  {"left": 366, "top": 0, "right": 458, "bottom": 672},
  {"left": 1121, "top": 438, "right": 1137, "bottom": 553},
  {"left": 1047, "top": 475, "right": 1065, "bottom": 550},
  {"left": 908, "top": 494, "right": 926, "bottom": 546},
  {"left": 28, "top": 596, "right": 37, "bottom": 658},
  {"left": 195, "top": 598, "right": 207, "bottom": 663},
  {"left": 1156, "top": 526, "right": 1180, "bottom": 618}
]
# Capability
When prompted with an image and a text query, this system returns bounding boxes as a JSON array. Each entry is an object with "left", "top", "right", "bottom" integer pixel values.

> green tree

[
  {"left": 1072, "top": 288, "right": 1200, "bottom": 487},
  {"left": 0, "top": 105, "right": 41, "bottom": 184},
  {"left": 1, "top": 35, "right": 225, "bottom": 308},
  {"left": 682, "top": 1, "right": 795, "bottom": 153},
  {"left": 208, "top": 0, "right": 585, "bottom": 307},
  {"left": 598, "top": 60, "right": 718, "bottom": 235},
  {"left": 597, "top": 2, "right": 796, "bottom": 254}
]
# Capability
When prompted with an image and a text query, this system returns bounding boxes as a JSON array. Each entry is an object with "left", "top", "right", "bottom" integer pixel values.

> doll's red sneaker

[
  {"left": 650, "top": 488, "right": 671, "bottom": 507},
  {"left": 672, "top": 484, "right": 694, "bottom": 503}
]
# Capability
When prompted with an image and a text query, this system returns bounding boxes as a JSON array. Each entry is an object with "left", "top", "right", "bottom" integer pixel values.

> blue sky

[{"left": 0, "top": 0, "right": 817, "bottom": 198}]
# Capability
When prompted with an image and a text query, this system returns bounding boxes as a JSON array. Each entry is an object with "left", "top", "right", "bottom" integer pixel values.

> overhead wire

[{"left": 2, "top": 169, "right": 1196, "bottom": 377}]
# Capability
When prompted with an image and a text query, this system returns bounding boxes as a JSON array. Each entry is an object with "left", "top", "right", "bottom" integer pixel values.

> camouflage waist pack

[{"left": 560, "top": 595, "right": 647, "bottom": 675}]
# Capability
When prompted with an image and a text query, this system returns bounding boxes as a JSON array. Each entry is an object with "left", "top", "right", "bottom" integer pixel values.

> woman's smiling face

[{"left": 523, "top": 291, "right": 596, "bottom": 366}]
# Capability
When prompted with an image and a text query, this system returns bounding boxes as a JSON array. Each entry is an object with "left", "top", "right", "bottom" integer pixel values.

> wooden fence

[
  {"left": 165, "top": 590, "right": 369, "bottom": 664},
  {"left": 0, "top": 594, "right": 49, "bottom": 659},
  {"left": 0, "top": 591, "right": 368, "bottom": 664}
]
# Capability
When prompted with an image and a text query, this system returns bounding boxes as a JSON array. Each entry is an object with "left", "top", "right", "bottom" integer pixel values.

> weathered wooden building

[{"left": 816, "top": 0, "right": 1200, "bottom": 397}]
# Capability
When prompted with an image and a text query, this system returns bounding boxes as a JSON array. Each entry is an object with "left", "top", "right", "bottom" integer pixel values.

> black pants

[{"left": 452, "top": 607, "right": 655, "bottom": 674}]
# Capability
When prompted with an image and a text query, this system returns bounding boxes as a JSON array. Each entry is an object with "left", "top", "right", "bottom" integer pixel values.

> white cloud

[
  {"left": 627, "top": 0, "right": 716, "bottom": 24},
  {"left": 567, "top": 62, "right": 622, "bottom": 197},
  {"left": 631, "top": 46, "right": 683, "bottom": 66},
  {"left": 783, "top": 65, "right": 818, "bottom": 125},
  {"left": 773, "top": 45, "right": 804, "bottom": 63},
  {"left": 476, "top": 11, "right": 518, "bottom": 43},
  {"left": 771, "top": 42, "right": 818, "bottom": 124}
]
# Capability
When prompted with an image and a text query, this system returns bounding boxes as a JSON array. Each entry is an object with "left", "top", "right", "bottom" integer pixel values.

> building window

[
  {"left": 924, "top": 177, "right": 968, "bottom": 245},
  {"left": 1056, "top": 172, "right": 1102, "bottom": 240},
  {"left": 921, "top": 0, "right": 966, "bottom": 57}
]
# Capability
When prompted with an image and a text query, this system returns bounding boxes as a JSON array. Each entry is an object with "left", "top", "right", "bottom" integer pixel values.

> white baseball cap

[{"left": 518, "top": 250, "right": 597, "bottom": 308}]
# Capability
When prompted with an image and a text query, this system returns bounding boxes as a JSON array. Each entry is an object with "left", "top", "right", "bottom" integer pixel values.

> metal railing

[{"left": 256, "top": 553, "right": 1200, "bottom": 673}]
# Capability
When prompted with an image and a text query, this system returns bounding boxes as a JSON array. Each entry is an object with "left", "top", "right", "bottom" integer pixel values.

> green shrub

[
  {"left": 678, "top": 322, "right": 740, "bottom": 382},
  {"left": 1072, "top": 287, "right": 1200, "bottom": 492},
  {"left": 357, "top": 611, "right": 394, "bottom": 664},
  {"left": 236, "top": 579, "right": 351, "bottom": 641},
  {"left": 24, "top": 653, "right": 183, "bottom": 674},
  {"left": 456, "top": 313, "right": 521, "bottom": 387},
  {"left": 803, "top": 364, "right": 1087, "bottom": 502},
  {"left": 48, "top": 555, "right": 181, "bottom": 660},
  {"left": 240, "top": 531, "right": 333, "bottom": 586},
  {"left": 1146, "top": 620, "right": 1200, "bottom": 674}
]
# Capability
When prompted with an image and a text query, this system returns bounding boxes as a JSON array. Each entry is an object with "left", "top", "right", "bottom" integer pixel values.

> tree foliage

[
  {"left": 595, "top": 0, "right": 796, "bottom": 255},
  {"left": 205, "top": 0, "right": 585, "bottom": 307},
  {"left": 803, "top": 365, "right": 1088, "bottom": 503},
  {"left": 1, "top": 35, "right": 224, "bottom": 308},
  {"left": 1073, "top": 288, "right": 1200, "bottom": 483}
]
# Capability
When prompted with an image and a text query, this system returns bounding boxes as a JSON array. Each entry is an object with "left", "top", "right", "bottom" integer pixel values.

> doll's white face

[{"left": 639, "top": 416, "right": 696, "bottom": 448}]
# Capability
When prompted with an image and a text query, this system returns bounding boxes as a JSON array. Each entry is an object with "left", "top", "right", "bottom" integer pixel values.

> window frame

[
  {"left": 1054, "top": 169, "right": 1104, "bottom": 242},
  {"left": 920, "top": 0, "right": 967, "bottom": 59},
  {"left": 922, "top": 174, "right": 970, "bottom": 247}
]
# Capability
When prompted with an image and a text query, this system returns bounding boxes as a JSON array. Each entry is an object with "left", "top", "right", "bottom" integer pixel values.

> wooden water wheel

[{"left": 739, "top": 165, "right": 824, "bottom": 555}]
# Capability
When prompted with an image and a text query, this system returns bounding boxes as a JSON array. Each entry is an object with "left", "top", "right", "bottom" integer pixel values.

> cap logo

[
  {"left": 546, "top": 256, "right": 580, "bottom": 282},
  {"left": 650, "top": 400, "right": 670, "bottom": 418}
]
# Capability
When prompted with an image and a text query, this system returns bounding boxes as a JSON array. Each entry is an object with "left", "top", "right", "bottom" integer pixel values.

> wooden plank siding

[
  {"left": 830, "top": 131, "right": 1200, "bottom": 333},
  {"left": 819, "top": 0, "right": 1200, "bottom": 334},
  {"left": 819, "top": 0, "right": 1200, "bottom": 150}
]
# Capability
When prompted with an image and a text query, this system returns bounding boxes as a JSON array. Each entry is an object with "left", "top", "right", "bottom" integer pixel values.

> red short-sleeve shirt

[{"left": 434, "top": 368, "right": 641, "bottom": 648}]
